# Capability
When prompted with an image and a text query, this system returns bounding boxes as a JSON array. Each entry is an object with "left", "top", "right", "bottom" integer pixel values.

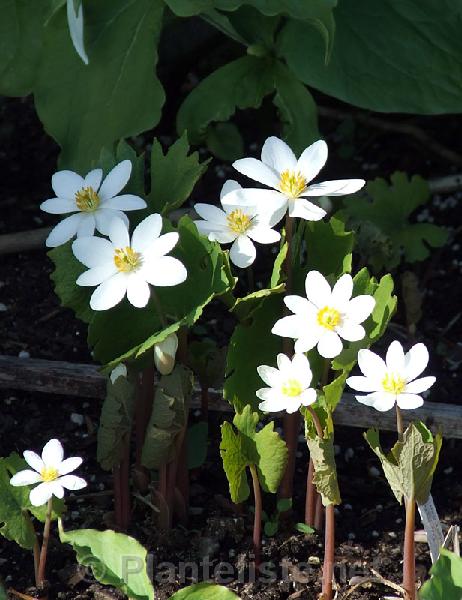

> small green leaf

[
  {"left": 169, "top": 583, "right": 240, "bottom": 599},
  {"left": 420, "top": 549, "right": 462, "bottom": 600},
  {"left": 365, "top": 421, "right": 442, "bottom": 504},
  {"left": 59, "top": 525, "right": 154, "bottom": 600},
  {"left": 97, "top": 372, "right": 136, "bottom": 471},
  {"left": 277, "top": 497, "right": 292, "bottom": 513},
  {"left": 220, "top": 405, "right": 288, "bottom": 503},
  {"left": 148, "top": 133, "right": 209, "bottom": 216},
  {"left": 264, "top": 520, "right": 278, "bottom": 537},
  {"left": 142, "top": 365, "right": 193, "bottom": 469},
  {"left": 295, "top": 522, "right": 315, "bottom": 535},
  {"left": 186, "top": 422, "right": 208, "bottom": 470}
]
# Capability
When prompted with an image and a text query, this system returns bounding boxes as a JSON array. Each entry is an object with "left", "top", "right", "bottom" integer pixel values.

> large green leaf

[
  {"left": 220, "top": 405, "right": 288, "bottom": 503},
  {"left": 420, "top": 549, "right": 462, "bottom": 600},
  {"left": 176, "top": 55, "right": 276, "bottom": 144},
  {"left": 365, "top": 422, "right": 442, "bottom": 505},
  {"left": 0, "top": 0, "right": 50, "bottom": 96},
  {"left": 305, "top": 431, "right": 341, "bottom": 507},
  {"left": 170, "top": 583, "right": 240, "bottom": 599},
  {"left": 340, "top": 172, "right": 448, "bottom": 271},
  {"left": 35, "top": 0, "right": 165, "bottom": 170},
  {"left": 59, "top": 525, "right": 154, "bottom": 600},
  {"left": 278, "top": 1, "right": 462, "bottom": 114}
]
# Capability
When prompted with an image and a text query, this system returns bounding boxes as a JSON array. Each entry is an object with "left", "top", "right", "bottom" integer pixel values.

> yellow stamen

[
  {"left": 75, "top": 186, "right": 100, "bottom": 212},
  {"left": 114, "top": 247, "right": 143, "bottom": 273},
  {"left": 317, "top": 306, "right": 341, "bottom": 330},
  {"left": 281, "top": 378, "right": 303, "bottom": 397},
  {"left": 227, "top": 209, "right": 252, "bottom": 234},
  {"left": 382, "top": 373, "right": 406, "bottom": 395},
  {"left": 41, "top": 467, "right": 59, "bottom": 482},
  {"left": 278, "top": 170, "right": 307, "bottom": 199}
]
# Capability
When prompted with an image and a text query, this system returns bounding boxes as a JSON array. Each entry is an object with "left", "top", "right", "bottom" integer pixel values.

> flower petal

[
  {"left": 257, "top": 388, "right": 287, "bottom": 413},
  {"left": 98, "top": 160, "right": 132, "bottom": 200},
  {"left": 84, "top": 168, "right": 103, "bottom": 190},
  {"left": 346, "top": 295, "right": 375, "bottom": 324},
  {"left": 76, "top": 213, "right": 96, "bottom": 237},
  {"left": 317, "top": 330, "right": 343, "bottom": 359},
  {"left": 336, "top": 322, "right": 365, "bottom": 342},
  {"left": 41, "top": 198, "right": 76, "bottom": 214},
  {"left": 296, "top": 140, "right": 328, "bottom": 183},
  {"left": 276, "top": 353, "right": 292, "bottom": 372},
  {"left": 257, "top": 365, "right": 283, "bottom": 388},
  {"left": 194, "top": 203, "right": 227, "bottom": 224},
  {"left": 305, "top": 179, "right": 365, "bottom": 197},
  {"left": 66, "top": 0, "right": 88, "bottom": 65},
  {"left": 357, "top": 349, "right": 387, "bottom": 380},
  {"left": 330, "top": 274, "right": 353, "bottom": 307},
  {"left": 294, "top": 329, "right": 321, "bottom": 353},
  {"left": 229, "top": 236, "right": 256, "bottom": 268},
  {"left": 404, "top": 343, "right": 430, "bottom": 382},
  {"left": 126, "top": 275, "right": 151, "bottom": 308},
  {"left": 101, "top": 194, "right": 147, "bottom": 210},
  {"left": 232, "top": 157, "right": 280, "bottom": 188},
  {"left": 90, "top": 273, "right": 128, "bottom": 311},
  {"left": 304, "top": 270, "right": 331, "bottom": 308},
  {"left": 29, "top": 482, "right": 53, "bottom": 506},
  {"left": 261, "top": 136, "right": 297, "bottom": 173},
  {"left": 142, "top": 232, "right": 179, "bottom": 258},
  {"left": 346, "top": 375, "right": 379, "bottom": 393},
  {"left": 58, "top": 457, "right": 83, "bottom": 476},
  {"left": 284, "top": 295, "right": 313, "bottom": 317},
  {"left": 220, "top": 179, "right": 241, "bottom": 199},
  {"left": 404, "top": 376, "right": 435, "bottom": 394},
  {"left": 194, "top": 221, "right": 235, "bottom": 243},
  {"left": 46, "top": 213, "right": 82, "bottom": 247},
  {"left": 222, "top": 188, "right": 287, "bottom": 226},
  {"left": 10, "top": 470, "right": 42, "bottom": 486},
  {"left": 142, "top": 256, "right": 187, "bottom": 287},
  {"left": 52, "top": 170, "right": 85, "bottom": 199},
  {"left": 291, "top": 353, "right": 313, "bottom": 388},
  {"left": 288, "top": 197, "right": 325, "bottom": 221},
  {"left": 72, "top": 236, "right": 115, "bottom": 268},
  {"left": 108, "top": 217, "right": 130, "bottom": 248},
  {"left": 57, "top": 475, "right": 87, "bottom": 491},
  {"left": 357, "top": 392, "right": 395, "bottom": 412},
  {"left": 386, "top": 340, "right": 406, "bottom": 373},
  {"left": 76, "top": 265, "right": 117, "bottom": 286},
  {"left": 50, "top": 482, "right": 65, "bottom": 499},
  {"left": 95, "top": 209, "right": 128, "bottom": 235},
  {"left": 272, "top": 315, "right": 304, "bottom": 339},
  {"left": 23, "top": 451, "right": 44, "bottom": 473},
  {"left": 131, "top": 214, "right": 162, "bottom": 253},
  {"left": 397, "top": 393, "right": 424, "bottom": 410},
  {"left": 299, "top": 388, "right": 317, "bottom": 407},
  {"left": 42, "top": 439, "right": 64, "bottom": 467},
  {"left": 246, "top": 225, "right": 280, "bottom": 245}
]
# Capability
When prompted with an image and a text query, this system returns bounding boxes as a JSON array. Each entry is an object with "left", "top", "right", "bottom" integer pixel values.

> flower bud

[
  {"left": 110, "top": 363, "right": 127, "bottom": 384},
  {"left": 154, "top": 333, "right": 178, "bottom": 375}
]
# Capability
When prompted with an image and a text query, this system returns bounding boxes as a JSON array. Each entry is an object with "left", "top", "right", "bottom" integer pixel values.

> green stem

[
  {"left": 24, "top": 511, "right": 40, "bottom": 586},
  {"left": 37, "top": 498, "right": 53, "bottom": 586}
]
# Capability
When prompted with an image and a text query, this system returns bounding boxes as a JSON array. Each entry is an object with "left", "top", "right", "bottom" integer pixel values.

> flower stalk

[
  {"left": 249, "top": 464, "right": 263, "bottom": 569},
  {"left": 403, "top": 495, "right": 416, "bottom": 600},
  {"left": 37, "top": 498, "right": 53, "bottom": 586}
]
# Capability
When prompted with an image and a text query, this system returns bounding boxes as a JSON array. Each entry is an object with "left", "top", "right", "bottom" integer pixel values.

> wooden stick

[
  {"left": 1, "top": 355, "right": 462, "bottom": 438},
  {"left": 0, "top": 227, "right": 51, "bottom": 256}
]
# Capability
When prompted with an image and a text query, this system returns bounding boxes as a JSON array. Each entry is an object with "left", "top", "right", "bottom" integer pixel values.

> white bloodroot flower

[
  {"left": 66, "top": 0, "right": 88, "bottom": 65},
  {"left": 257, "top": 353, "right": 317, "bottom": 414},
  {"left": 232, "top": 136, "right": 365, "bottom": 222},
  {"left": 272, "top": 271, "right": 375, "bottom": 359},
  {"left": 154, "top": 333, "right": 178, "bottom": 375},
  {"left": 194, "top": 180, "right": 282, "bottom": 268},
  {"left": 41, "top": 160, "right": 147, "bottom": 247},
  {"left": 10, "top": 439, "right": 86, "bottom": 507},
  {"left": 72, "top": 214, "right": 187, "bottom": 311},
  {"left": 347, "top": 340, "right": 436, "bottom": 412}
]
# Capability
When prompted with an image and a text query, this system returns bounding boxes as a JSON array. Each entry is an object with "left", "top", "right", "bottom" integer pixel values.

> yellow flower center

[
  {"left": 114, "top": 247, "right": 143, "bottom": 273},
  {"left": 41, "top": 467, "right": 59, "bottom": 482},
  {"left": 382, "top": 373, "right": 406, "bottom": 395},
  {"left": 278, "top": 170, "right": 307, "bottom": 199},
  {"left": 227, "top": 209, "right": 252, "bottom": 234},
  {"left": 281, "top": 378, "right": 303, "bottom": 397},
  {"left": 75, "top": 186, "right": 101, "bottom": 212},
  {"left": 317, "top": 306, "right": 341, "bottom": 330}
]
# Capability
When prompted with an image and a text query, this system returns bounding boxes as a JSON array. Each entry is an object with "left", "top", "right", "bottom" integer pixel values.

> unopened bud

[
  {"left": 110, "top": 363, "right": 127, "bottom": 384},
  {"left": 154, "top": 333, "right": 178, "bottom": 375}
]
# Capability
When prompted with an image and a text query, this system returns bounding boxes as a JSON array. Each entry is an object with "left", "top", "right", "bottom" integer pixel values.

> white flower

[
  {"left": 232, "top": 136, "right": 365, "bottom": 222},
  {"left": 257, "top": 353, "right": 317, "bottom": 414},
  {"left": 346, "top": 340, "right": 435, "bottom": 412},
  {"left": 10, "top": 439, "right": 86, "bottom": 507},
  {"left": 41, "top": 160, "right": 147, "bottom": 248},
  {"left": 272, "top": 271, "right": 375, "bottom": 359},
  {"left": 72, "top": 214, "right": 187, "bottom": 311},
  {"left": 110, "top": 363, "right": 127, "bottom": 384},
  {"left": 194, "top": 180, "right": 282, "bottom": 268},
  {"left": 66, "top": 0, "right": 88, "bottom": 65},
  {"left": 154, "top": 333, "right": 178, "bottom": 375}
]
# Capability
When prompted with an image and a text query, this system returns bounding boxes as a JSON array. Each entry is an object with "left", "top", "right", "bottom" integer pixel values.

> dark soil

[{"left": 1, "top": 66, "right": 462, "bottom": 600}]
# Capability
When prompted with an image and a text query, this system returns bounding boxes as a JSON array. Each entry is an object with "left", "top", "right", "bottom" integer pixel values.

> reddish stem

[
  {"left": 114, "top": 434, "right": 131, "bottom": 530},
  {"left": 314, "top": 494, "right": 324, "bottom": 531},
  {"left": 305, "top": 458, "right": 316, "bottom": 527},
  {"left": 134, "top": 365, "right": 155, "bottom": 492},
  {"left": 322, "top": 504, "right": 335, "bottom": 600},
  {"left": 249, "top": 465, "right": 262, "bottom": 569},
  {"left": 37, "top": 499, "right": 53, "bottom": 586},
  {"left": 403, "top": 496, "right": 416, "bottom": 600}
]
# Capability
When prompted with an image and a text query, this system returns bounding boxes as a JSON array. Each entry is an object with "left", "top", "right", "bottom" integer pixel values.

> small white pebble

[
  {"left": 344, "top": 503, "right": 353, "bottom": 510},
  {"left": 369, "top": 466, "right": 381, "bottom": 477},
  {"left": 193, "top": 410, "right": 201, "bottom": 418},
  {"left": 444, "top": 466, "right": 453, "bottom": 475},
  {"left": 396, "top": 518, "right": 403, "bottom": 524},
  {"left": 71, "top": 511, "right": 79, "bottom": 519},
  {"left": 376, "top": 504, "right": 383, "bottom": 511},
  {"left": 18, "top": 350, "right": 30, "bottom": 359},
  {"left": 344, "top": 448, "right": 354, "bottom": 462},
  {"left": 229, "top": 549, "right": 236, "bottom": 558},
  {"left": 70, "top": 413, "right": 84, "bottom": 426},
  {"left": 372, "top": 530, "right": 379, "bottom": 538},
  {"left": 334, "top": 444, "right": 341, "bottom": 456},
  {"left": 0, "top": 303, "right": 7, "bottom": 312},
  {"left": 98, "top": 483, "right": 105, "bottom": 491},
  {"left": 388, "top": 531, "right": 397, "bottom": 539},
  {"left": 348, "top": 533, "right": 356, "bottom": 540}
]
